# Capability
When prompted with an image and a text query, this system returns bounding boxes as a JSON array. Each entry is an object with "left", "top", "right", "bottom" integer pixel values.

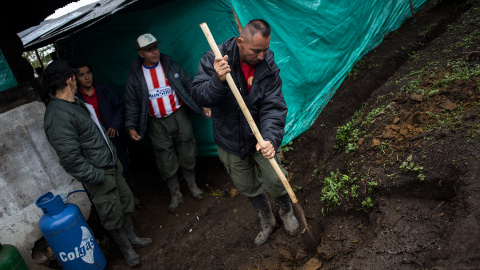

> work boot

[
  {"left": 107, "top": 228, "right": 140, "bottom": 266},
  {"left": 122, "top": 214, "right": 152, "bottom": 247},
  {"left": 182, "top": 168, "right": 204, "bottom": 200},
  {"left": 249, "top": 192, "right": 277, "bottom": 245},
  {"left": 276, "top": 194, "right": 299, "bottom": 235},
  {"left": 166, "top": 174, "right": 183, "bottom": 213}
]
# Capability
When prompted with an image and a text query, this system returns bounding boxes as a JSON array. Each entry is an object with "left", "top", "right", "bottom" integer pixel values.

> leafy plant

[
  {"left": 401, "top": 76, "right": 423, "bottom": 92},
  {"left": 367, "top": 181, "right": 378, "bottom": 193},
  {"left": 429, "top": 60, "right": 480, "bottom": 89},
  {"left": 351, "top": 185, "right": 359, "bottom": 198},
  {"left": 386, "top": 174, "right": 397, "bottom": 180},
  {"left": 335, "top": 120, "right": 361, "bottom": 153},
  {"left": 380, "top": 140, "right": 393, "bottom": 155},
  {"left": 409, "top": 51, "right": 420, "bottom": 60},
  {"left": 361, "top": 197, "right": 373, "bottom": 209},
  {"left": 400, "top": 155, "right": 425, "bottom": 181},
  {"left": 321, "top": 170, "right": 345, "bottom": 208},
  {"left": 362, "top": 106, "right": 386, "bottom": 125},
  {"left": 418, "top": 22, "right": 437, "bottom": 37},
  {"left": 335, "top": 108, "right": 367, "bottom": 153},
  {"left": 321, "top": 169, "right": 374, "bottom": 212},
  {"left": 282, "top": 141, "right": 294, "bottom": 152}
]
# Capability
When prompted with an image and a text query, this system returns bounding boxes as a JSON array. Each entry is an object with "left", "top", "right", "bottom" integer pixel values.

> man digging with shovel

[{"left": 192, "top": 19, "right": 299, "bottom": 245}]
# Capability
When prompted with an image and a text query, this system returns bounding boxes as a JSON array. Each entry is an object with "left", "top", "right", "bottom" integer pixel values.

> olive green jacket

[{"left": 44, "top": 96, "right": 117, "bottom": 185}]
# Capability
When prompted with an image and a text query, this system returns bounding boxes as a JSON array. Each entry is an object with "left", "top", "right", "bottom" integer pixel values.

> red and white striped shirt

[{"left": 143, "top": 63, "right": 182, "bottom": 118}]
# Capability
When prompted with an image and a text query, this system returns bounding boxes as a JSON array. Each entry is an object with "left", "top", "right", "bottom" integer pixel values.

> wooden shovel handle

[{"left": 199, "top": 22, "right": 298, "bottom": 204}]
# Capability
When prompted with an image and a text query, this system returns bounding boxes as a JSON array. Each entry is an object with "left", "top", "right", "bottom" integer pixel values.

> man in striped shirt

[{"left": 125, "top": 33, "right": 211, "bottom": 213}]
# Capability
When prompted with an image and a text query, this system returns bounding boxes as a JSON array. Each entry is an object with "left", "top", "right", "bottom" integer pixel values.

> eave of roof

[{"left": 15, "top": 0, "right": 175, "bottom": 51}]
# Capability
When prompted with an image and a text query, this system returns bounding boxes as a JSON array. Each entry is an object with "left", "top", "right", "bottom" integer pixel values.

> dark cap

[{"left": 43, "top": 61, "right": 79, "bottom": 86}]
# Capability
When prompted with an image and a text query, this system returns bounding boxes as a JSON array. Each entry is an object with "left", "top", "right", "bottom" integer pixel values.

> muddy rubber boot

[
  {"left": 166, "top": 173, "right": 183, "bottom": 213},
  {"left": 182, "top": 168, "right": 204, "bottom": 200},
  {"left": 250, "top": 192, "right": 277, "bottom": 245},
  {"left": 276, "top": 194, "right": 299, "bottom": 235},
  {"left": 122, "top": 214, "right": 153, "bottom": 247},
  {"left": 107, "top": 228, "right": 140, "bottom": 266}
]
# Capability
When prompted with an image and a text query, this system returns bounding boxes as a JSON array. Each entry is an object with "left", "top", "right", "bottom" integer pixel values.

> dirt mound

[
  {"left": 285, "top": 0, "right": 480, "bottom": 268},
  {"left": 59, "top": 1, "right": 479, "bottom": 269}
]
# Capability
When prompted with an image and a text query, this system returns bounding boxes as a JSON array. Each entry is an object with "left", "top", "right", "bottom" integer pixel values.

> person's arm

[
  {"left": 191, "top": 51, "right": 231, "bottom": 108},
  {"left": 173, "top": 61, "right": 212, "bottom": 118},
  {"left": 258, "top": 73, "right": 287, "bottom": 153},
  {"left": 176, "top": 62, "right": 193, "bottom": 95},
  {"left": 124, "top": 74, "right": 142, "bottom": 141},
  {"left": 105, "top": 84, "right": 125, "bottom": 137},
  {"left": 45, "top": 114, "right": 105, "bottom": 185}
]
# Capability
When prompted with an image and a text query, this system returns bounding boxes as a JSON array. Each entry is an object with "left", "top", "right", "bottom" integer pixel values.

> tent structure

[
  {"left": 2, "top": 1, "right": 434, "bottom": 267},
  {"left": 21, "top": 0, "right": 430, "bottom": 156}
]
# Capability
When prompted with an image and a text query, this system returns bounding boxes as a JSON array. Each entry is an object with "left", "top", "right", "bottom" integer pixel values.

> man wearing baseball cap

[
  {"left": 125, "top": 33, "right": 211, "bottom": 213},
  {"left": 43, "top": 61, "right": 152, "bottom": 267}
]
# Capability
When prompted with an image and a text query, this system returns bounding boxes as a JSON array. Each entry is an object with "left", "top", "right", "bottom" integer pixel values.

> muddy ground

[{"left": 40, "top": 0, "right": 480, "bottom": 269}]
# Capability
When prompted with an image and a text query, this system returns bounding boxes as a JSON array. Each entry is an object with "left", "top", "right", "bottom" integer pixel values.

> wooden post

[
  {"left": 35, "top": 49, "right": 44, "bottom": 70},
  {"left": 229, "top": 0, "right": 243, "bottom": 33},
  {"left": 409, "top": 0, "right": 415, "bottom": 16}
]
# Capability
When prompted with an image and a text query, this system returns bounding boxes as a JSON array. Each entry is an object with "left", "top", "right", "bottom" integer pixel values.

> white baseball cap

[{"left": 136, "top": 33, "right": 160, "bottom": 50}]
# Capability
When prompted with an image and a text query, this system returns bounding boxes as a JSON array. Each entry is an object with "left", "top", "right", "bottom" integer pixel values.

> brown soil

[{"left": 83, "top": 1, "right": 480, "bottom": 269}]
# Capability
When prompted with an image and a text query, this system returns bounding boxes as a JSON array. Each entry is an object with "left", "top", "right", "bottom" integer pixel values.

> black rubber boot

[
  {"left": 122, "top": 214, "right": 153, "bottom": 247},
  {"left": 107, "top": 228, "right": 140, "bottom": 266},
  {"left": 249, "top": 192, "right": 277, "bottom": 245},
  {"left": 276, "top": 194, "right": 299, "bottom": 235},
  {"left": 166, "top": 173, "right": 183, "bottom": 213},
  {"left": 182, "top": 168, "right": 204, "bottom": 200}
]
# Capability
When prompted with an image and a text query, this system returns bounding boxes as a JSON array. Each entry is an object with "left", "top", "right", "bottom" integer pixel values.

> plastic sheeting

[
  {"left": 55, "top": 0, "right": 429, "bottom": 156},
  {"left": 0, "top": 49, "right": 17, "bottom": 91},
  {"left": 231, "top": 0, "right": 429, "bottom": 144},
  {"left": 56, "top": 0, "right": 238, "bottom": 156}
]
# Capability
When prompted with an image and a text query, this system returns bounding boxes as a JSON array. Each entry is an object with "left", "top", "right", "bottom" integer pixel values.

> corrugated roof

[
  {"left": 18, "top": 0, "right": 136, "bottom": 50},
  {"left": 17, "top": 0, "right": 174, "bottom": 51},
  {"left": 1, "top": 0, "right": 87, "bottom": 35}
]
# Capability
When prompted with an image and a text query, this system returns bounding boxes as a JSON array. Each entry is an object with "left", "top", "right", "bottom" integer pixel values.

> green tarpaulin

[
  {"left": 56, "top": 0, "right": 238, "bottom": 156},
  {"left": 56, "top": 0, "right": 429, "bottom": 156},
  {"left": 230, "top": 0, "right": 429, "bottom": 144},
  {"left": 0, "top": 49, "right": 18, "bottom": 91}
]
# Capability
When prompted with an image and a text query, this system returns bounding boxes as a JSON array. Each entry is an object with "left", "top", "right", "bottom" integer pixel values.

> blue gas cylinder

[{"left": 35, "top": 192, "right": 106, "bottom": 270}]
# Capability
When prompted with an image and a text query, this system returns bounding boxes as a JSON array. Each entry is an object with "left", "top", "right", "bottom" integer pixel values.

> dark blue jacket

[
  {"left": 191, "top": 37, "right": 287, "bottom": 159},
  {"left": 75, "top": 81, "right": 127, "bottom": 152}
]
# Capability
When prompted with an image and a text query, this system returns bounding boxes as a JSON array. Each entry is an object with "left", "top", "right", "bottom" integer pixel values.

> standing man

[
  {"left": 191, "top": 19, "right": 299, "bottom": 245},
  {"left": 42, "top": 61, "right": 151, "bottom": 267},
  {"left": 125, "top": 33, "right": 210, "bottom": 213},
  {"left": 70, "top": 59, "right": 140, "bottom": 206}
]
